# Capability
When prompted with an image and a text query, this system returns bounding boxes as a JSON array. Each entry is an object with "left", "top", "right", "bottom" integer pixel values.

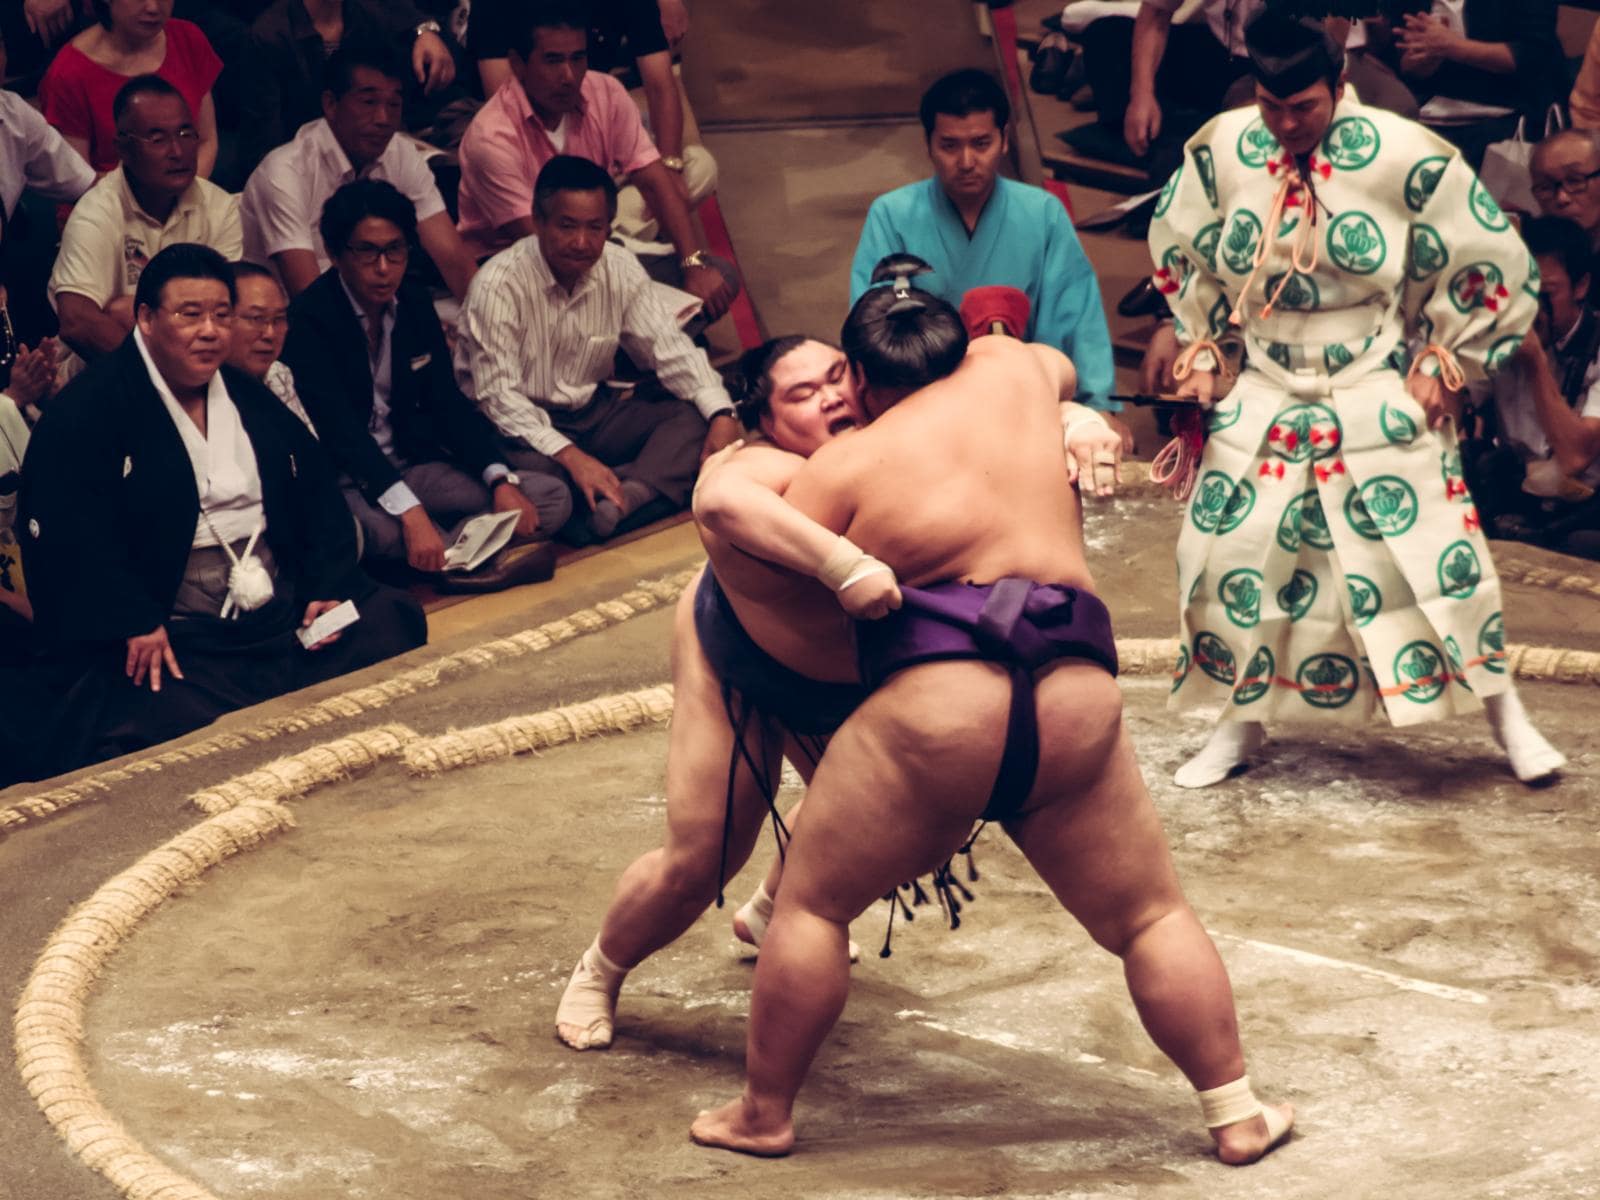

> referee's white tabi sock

[
  {"left": 1173, "top": 722, "right": 1266, "bottom": 789},
  {"left": 555, "top": 936, "right": 628, "bottom": 1050},
  {"left": 1484, "top": 689, "right": 1566, "bottom": 783}
]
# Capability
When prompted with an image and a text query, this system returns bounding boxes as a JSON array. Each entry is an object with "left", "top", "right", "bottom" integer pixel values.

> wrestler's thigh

[
  {"left": 776, "top": 662, "right": 1010, "bottom": 925},
  {"left": 1006, "top": 665, "right": 1186, "bottom": 949},
  {"left": 664, "top": 585, "right": 783, "bottom": 860}
]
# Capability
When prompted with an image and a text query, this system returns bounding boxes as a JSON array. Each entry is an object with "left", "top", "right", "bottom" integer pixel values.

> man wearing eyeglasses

[
  {"left": 15, "top": 242, "right": 426, "bottom": 782},
  {"left": 49, "top": 74, "right": 240, "bottom": 380},
  {"left": 1530, "top": 130, "right": 1600, "bottom": 267},
  {"left": 282, "top": 179, "right": 571, "bottom": 586}
]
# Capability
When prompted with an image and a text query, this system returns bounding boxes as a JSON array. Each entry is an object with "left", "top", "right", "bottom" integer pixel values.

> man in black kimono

[{"left": 15, "top": 242, "right": 426, "bottom": 779}]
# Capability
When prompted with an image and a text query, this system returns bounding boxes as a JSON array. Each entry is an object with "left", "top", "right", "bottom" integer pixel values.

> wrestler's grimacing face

[{"left": 759, "top": 341, "right": 865, "bottom": 456}]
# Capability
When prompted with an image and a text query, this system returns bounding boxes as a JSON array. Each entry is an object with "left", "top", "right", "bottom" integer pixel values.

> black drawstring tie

[{"left": 877, "top": 823, "right": 986, "bottom": 957}]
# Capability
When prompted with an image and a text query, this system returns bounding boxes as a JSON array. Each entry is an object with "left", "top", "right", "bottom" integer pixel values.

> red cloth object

[
  {"left": 40, "top": 20, "right": 222, "bottom": 173},
  {"left": 960, "top": 285, "right": 1032, "bottom": 339}
]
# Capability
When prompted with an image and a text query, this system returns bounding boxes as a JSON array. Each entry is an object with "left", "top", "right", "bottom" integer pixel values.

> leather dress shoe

[
  {"left": 1116, "top": 277, "right": 1171, "bottom": 319},
  {"left": 1030, "top": 33, "right": 1071, "bottom": 95},
  {"left": 434, "top": 540, "right": 557, "bottom": 593}
]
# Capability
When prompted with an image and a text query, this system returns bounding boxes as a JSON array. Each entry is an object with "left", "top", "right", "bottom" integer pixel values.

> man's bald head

[{"left": 1531, "top": 130, "right": 1600, "bottom": 239}]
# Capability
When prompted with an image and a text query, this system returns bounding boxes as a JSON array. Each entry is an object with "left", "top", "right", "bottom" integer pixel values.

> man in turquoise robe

[{"left": 849, "top": 70, "right": 1119, "bottom": 422}]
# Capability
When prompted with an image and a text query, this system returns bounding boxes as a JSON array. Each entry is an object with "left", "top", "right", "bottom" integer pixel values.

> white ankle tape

[
  {"left": 587, "top": 937, "right": 627, "bottom": 982},
  {"left": 1198, "top": 1076, "right": 1263, "bottom": 1128},
  {"left": 817, "top": 535, "right": 892, "bottom": 593}
]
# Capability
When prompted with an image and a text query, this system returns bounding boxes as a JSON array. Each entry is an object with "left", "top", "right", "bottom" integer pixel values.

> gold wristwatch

[
  {"left": 660, "top": 154, "right": 686, "bottom": 172},
  {"left": 680, "top": 249, "right": 709, "bottom": 271}
]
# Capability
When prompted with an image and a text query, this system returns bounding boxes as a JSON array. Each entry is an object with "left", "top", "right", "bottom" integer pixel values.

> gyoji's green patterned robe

[{"left": 1148, "top": 91, "right": 1535, "bottom": 727}]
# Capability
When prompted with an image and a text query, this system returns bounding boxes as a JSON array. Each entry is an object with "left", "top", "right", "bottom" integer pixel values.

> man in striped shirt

[{"left": 454, "top": 155, "right": 743, "bottom": 541}]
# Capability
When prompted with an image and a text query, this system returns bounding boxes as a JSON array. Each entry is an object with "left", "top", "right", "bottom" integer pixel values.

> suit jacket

[
  {"left": 282, "top": 271, "right": 508, "bottom": 505},
  {"left": 17, "top": 337, "right": 371, "bottom": 653}
]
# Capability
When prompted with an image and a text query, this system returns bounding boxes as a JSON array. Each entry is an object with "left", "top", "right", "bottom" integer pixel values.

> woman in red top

[{"left": 40, "top": 0, "right": 221, "bottom": 178}]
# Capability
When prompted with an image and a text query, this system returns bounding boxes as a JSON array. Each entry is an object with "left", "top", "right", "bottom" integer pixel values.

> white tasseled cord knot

[{"left": 202, "top": 513, "right": 274, "bottom": 619}]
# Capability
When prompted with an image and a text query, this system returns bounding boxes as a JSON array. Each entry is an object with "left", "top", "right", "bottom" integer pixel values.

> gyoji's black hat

[{"left": 1244, "top": 9, "right": 1346, "bottom": 98}]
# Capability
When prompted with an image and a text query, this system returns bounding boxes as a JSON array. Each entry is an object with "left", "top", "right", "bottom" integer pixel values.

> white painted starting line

[{"left": 1211, "top": 932, "right": 1489, "bottom": 1005}]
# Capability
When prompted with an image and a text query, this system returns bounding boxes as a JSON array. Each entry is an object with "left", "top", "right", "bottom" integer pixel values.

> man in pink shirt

[{"left": 455, "top": 0, "right": 736, "bottom": 322}]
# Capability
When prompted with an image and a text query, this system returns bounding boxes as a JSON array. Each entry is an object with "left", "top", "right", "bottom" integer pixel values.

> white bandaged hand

[
  {"left": 1061, "top": 403, "right": 1122, "bottom": 497},
  {"left": 817, "top": 534, "right": 902, "bottom": 619}
]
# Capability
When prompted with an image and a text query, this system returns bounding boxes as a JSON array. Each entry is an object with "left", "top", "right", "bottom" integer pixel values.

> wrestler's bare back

[{"left": 786, "top": 337, "right": 1096, "bottom": 592}]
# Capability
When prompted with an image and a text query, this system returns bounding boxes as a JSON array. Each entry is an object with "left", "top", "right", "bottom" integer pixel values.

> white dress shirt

[
  {"left": 133, "top": 329, "right": 266, "bottom": 548},
  {"left": 239, "top": 118, "right": 446, "bottom": 275},
  {"left": 0, "top": 89, "right": 94, "bottom": 221},
  {"left": 453, "top": 238, "right": 731, "bottom": 457}
]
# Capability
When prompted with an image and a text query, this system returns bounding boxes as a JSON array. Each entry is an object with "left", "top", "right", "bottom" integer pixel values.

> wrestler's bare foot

[
  {"left": 1211, "top": 1102, "right": 1295, "bottom": 1165},
  {"left": 555, "top": 938, "right": 627, "bottom": 1050},
  {"left": 689, "top": 1095, "right": 796, "bottom": 1157}
]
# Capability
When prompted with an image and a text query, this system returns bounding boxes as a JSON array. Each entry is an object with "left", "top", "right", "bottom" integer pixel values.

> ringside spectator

[
  {"left": 51, "top": 75, "right": 240, "bottom": 374},
  {"left": 454, "top": 156, "right": 741, "bottom": 542},
  {"left": 240, "top": 40, "right": 477, "bottom": 300},
  {"left": 40, "top": 0, "right": 223, "bottom": 177}
]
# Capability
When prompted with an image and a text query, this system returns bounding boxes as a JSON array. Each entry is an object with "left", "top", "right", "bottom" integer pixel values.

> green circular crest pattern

[
  {"left": 1219, "top": 568, "right": 1264, "bottom": 628},
  {"left": 1207, "top": 293, "right": 1232, "bottom": 337},
  {"left": 1236, "top": 117, "right": 1279, "bottom": 168},
  {"left": 1358, "top": 475, "right": 1419, "bottom": 536},
  {"left": 1393, "top": 640, "right": 1447, "bottom": 704},
  {"left": 1327, "top": 211, "right": 1386, "bottom": 275},
  {"left": 1154, "top": 163, "right": 1182, "bottom": 218},
  {"left": 1344, "top": 488, "right": 1381, "bottom": 541},
  {"left": 1188, "top": 571, "right": 1205, "bottom": 604},
  {"left": 1523, "top": 251, "right": 1541, "bottom": 300},
  {"left": 1379, "top": 400, "right": 1418, "bottom": 444},
  {"left": 1437, "top": 539, "right": 1481, "bottom": 599},
  {"left": 1266, "top": 342, "right": 1292, "bottom": 370},
  {"left": 1194, "top": 220, "right": 1223, "bottom": 273},
  {"left": 1171, "top": 645, "right": 1190, "bottom": 693},
  {"left": 1218, "top": 478, "right": 1256, "bottom": 534},
  {"left": 1448, "top": 261, "right": 1505, "bottom": 314},
  {"left": 1194, "top": 632, "right": 1237, "bottom": 684},
  {"left": 1444, "top": 635, "right": 1469, "bottom": 685},
  {"left": 1347, "top": 574, "right": 1382, "bottom": 626},
  {"left": 1321, "top": 116, "right": 1381, "bottom": 169},
  {"left": 1297, "top": 653, "right": 1359, "bottom": 709},
  {"left": 1269, "top": 402, "right": 1342, "bottom": 463},
  {"left": 1234, "top": 646, "right": 1275, "bottom": 705},
  {"left": 1485, "top": 334, "right": 1523, "bottom": 371},
  {"left": 1189, "top": 470, "right": 1234, "bottom": 533},
  {"left": 1222, "top": 210, "right": 1263, "bottom": 274},
  {"left": 1324, "top": 342, "right": 1355, "bottom": 374},
  {"left": 1207, "top": 395, "right": 1242, "bottom": 432},
  {"left": 1407, "top": 224, "right": 1449, "bottom": 282},
  {"left": 1275, "top": 489, "right": 1333, "bottom": 552},
  {"left": 1276, "top": 569, "right": 1318, "bottom": 621},
  {"left": 1404, "top": 156, "right": 1449, "bottom": 213},
  {"left": 1479, "top": 611, "right": 1506, "bottom": 674},
  {"left": 1468, "top": 178, "right": 1510, "bottom": 231},
  {"left": 1265, "top": 271, "right": 1319, "bottom": 311},
  {"left": 1194, "top": 145, "right": 1219, "bottom": 207}
]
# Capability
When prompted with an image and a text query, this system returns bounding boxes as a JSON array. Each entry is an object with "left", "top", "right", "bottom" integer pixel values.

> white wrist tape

[
  {"left": 817, "top": 535, "right": 894, "bottom": 593},
  {"left": 1063, "top": 409, "right": 1112, "bottom": 449}
]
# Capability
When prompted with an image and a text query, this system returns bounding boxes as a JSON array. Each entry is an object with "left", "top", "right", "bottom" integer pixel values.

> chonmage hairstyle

[
  {"left": 918, "top": 68, "right": 1010, "bottom": 140},
  {"left": 841, "top": 254, "right": 968, "bottom": 392},
  {"left": 730, "top": 335, "right": 813, "bottom": 429},
  {"left": 134, "top": 243, "right": 236, "bottom": 313},
  {"left": 319, "top": 178, "right": 418, "bottom": 258}
]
